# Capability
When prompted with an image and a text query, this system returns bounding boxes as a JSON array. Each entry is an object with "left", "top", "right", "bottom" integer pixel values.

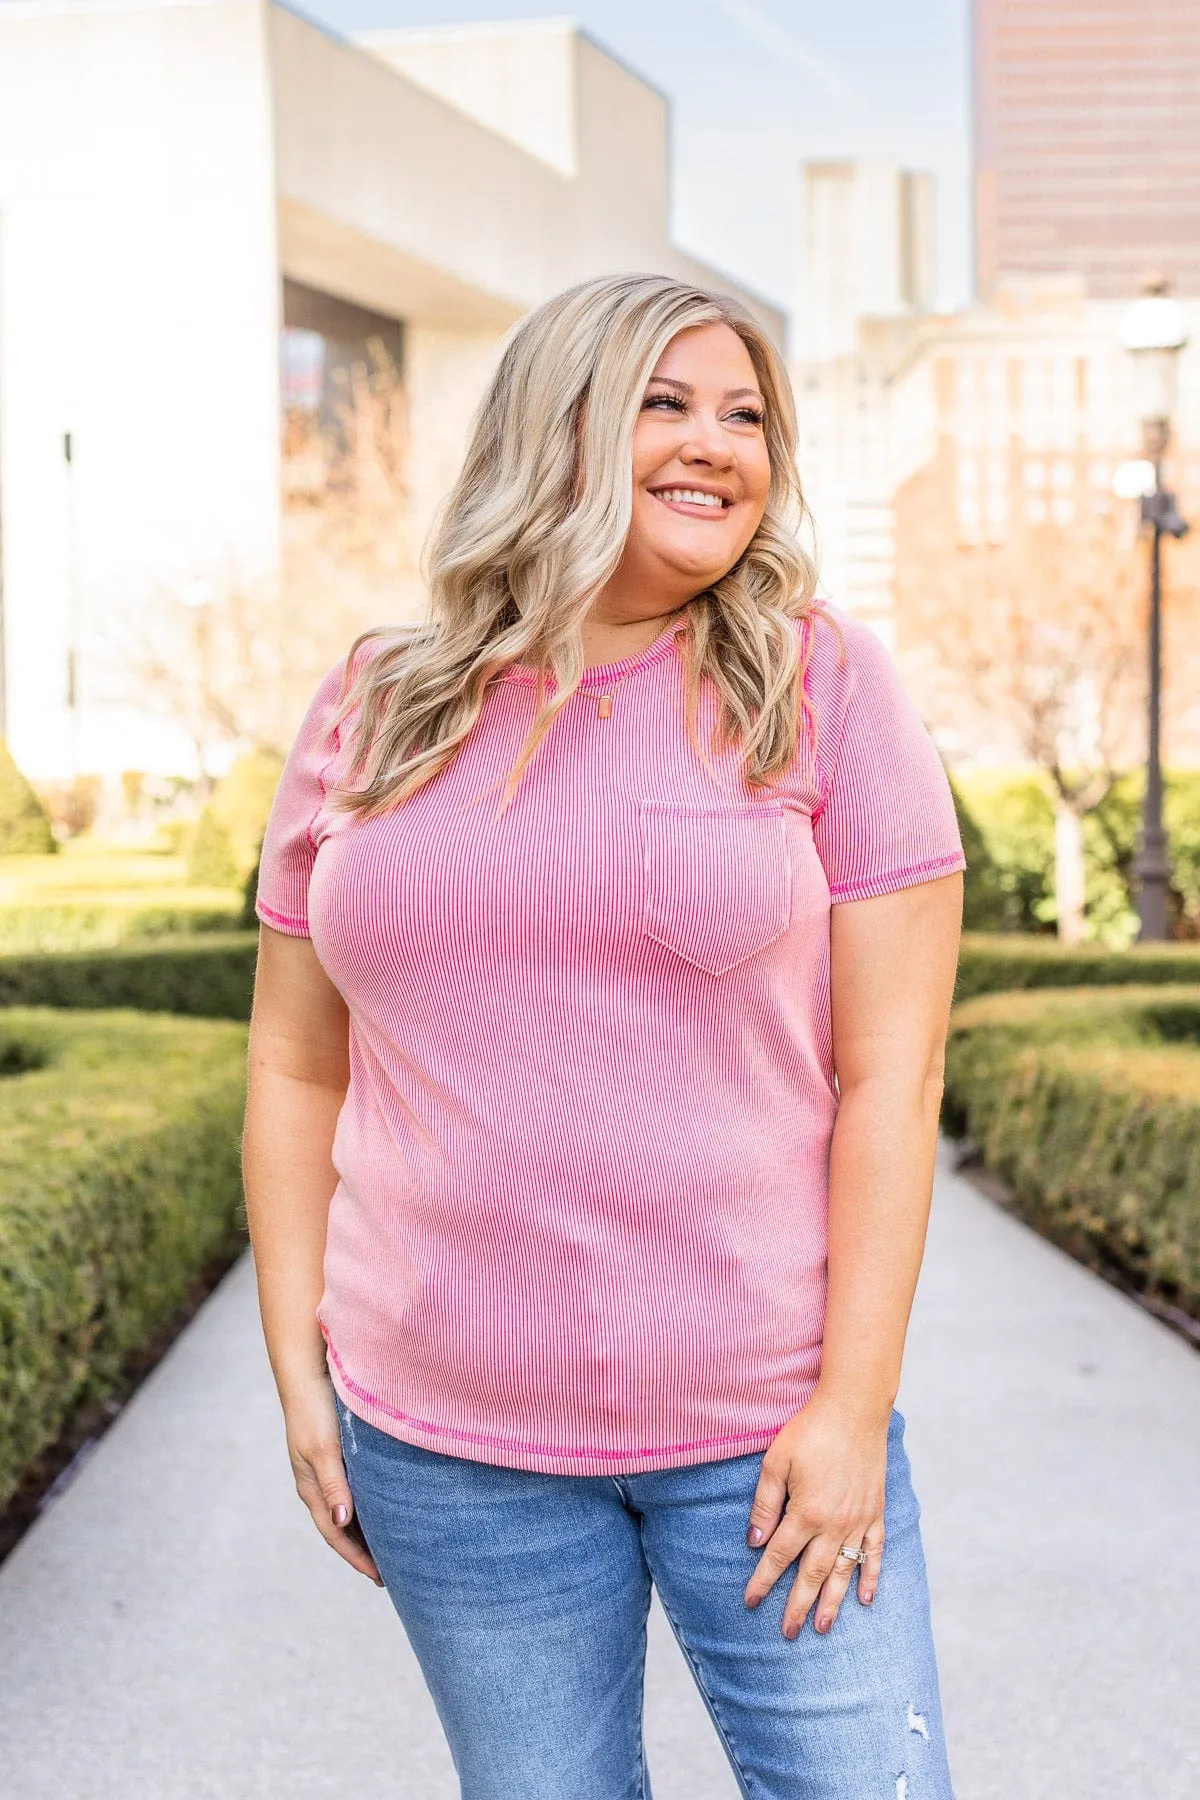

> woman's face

[{"left": 609, "top": 322, "right": 773, "bottom": 616}]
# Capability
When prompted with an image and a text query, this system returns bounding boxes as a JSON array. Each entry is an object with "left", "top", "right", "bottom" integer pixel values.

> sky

[{"left": 303, "top": 0, "right": 974, "bottom": 314}]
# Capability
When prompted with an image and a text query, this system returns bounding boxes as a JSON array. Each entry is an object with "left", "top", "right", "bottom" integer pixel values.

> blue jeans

[{"left": 333, "top": 1395, "right": 955, "bottom": 1799}]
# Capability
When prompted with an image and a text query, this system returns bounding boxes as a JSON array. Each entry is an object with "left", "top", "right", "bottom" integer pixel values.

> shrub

[
  {"left": 0, "top": 893, "right": 241, "bottom": 955},
  {"left": 949, "top": 778, "right": 1007, "bottom": 931},
  {"left": 0, "top": 1008, "right": 248, "bottom": 1509},
  {"left": 955, "top": 932, "right": 1200, "bottom": 1000},
  {"left": 187, "top": 752, "right": 283, "bottom": 889},
  {"left": 0, "top": 934, "right": 258, "bottom": 1020},
  {"left": 0, "top": 743, "right": 56, "bottom": 856},
  {"left": 943, "top": 986, "right": 1200, "bottom": 1313},
  {"left": 240, "top": 850, "right": 262, "bottom": 930},
  {"left": 954, "top": 772, "right": 1055, "bottom": 933},
  {"left": 957, "top": 767, "right": 1200, "bottom": 942}
]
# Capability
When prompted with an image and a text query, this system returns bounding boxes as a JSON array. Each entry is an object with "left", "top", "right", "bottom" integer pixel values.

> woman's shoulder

[
  {"left": 790, "top": 597, "right": 893, "bottom": 703},
  {"left": 304, "top": 628, "right": 410, "bottom": 723}
]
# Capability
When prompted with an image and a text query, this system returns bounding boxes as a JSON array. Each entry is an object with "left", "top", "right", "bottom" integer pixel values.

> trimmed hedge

[
  {"left": 0, "top": 1008, "right": 249, "bottom": 1509},
  {"left": 0, "top": 934, "right": 258, "bottom": 1020},
  {"left": 187, "top": 751, "right": 283, "bottom": 889},
  {"left": 955, "top": 933, "right": 1200, "bottom": 1000},
  {"left": 944, "top": 986, "right": 1200, "bottom": 1312},
  {"left": 0, "top": 893, "right": 241, "bottom": 956},
  {"left": 0, "top": 742, "right": 56, "bottom": 855},
  {"left": 5, "top": 926, "right": 1200, "bottom": 1024},
  {"left": 949, "top": 779, "right": 1008, "bottom": 932}
]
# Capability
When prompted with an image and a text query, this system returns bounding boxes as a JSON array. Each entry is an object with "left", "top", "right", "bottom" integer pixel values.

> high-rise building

[
  {"left": 795, "top": 160, "right": 934, "bottom": 362},
  {"left": 792, "top": 160, "right": 935, "bottom": 643},
  {"left": 974, "top": 0, "right": 1200, "bottom": 299}
]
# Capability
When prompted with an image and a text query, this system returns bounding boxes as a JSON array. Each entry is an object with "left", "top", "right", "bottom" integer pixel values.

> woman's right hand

[{"left": 282, "top": 1374, "right": 385, "bottom": 1586}]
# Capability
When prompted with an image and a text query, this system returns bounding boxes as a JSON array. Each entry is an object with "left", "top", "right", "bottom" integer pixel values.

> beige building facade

[
  {"left": 889, "top": 279, "right": 1200, "bottom": 762},
  {"left": 795, "top": 160, "right": 934, "bottom": 363},
  {"left": 0, "top": 0, "right": 778, "bottom": 780},
  {"left": 794, "top": 247, "right": 1200, "bottom": 765},
  {"left": 792, "top": 160, "right": 936, "bottom": 647}
]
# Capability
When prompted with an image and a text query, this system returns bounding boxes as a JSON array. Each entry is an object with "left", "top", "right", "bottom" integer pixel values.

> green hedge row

[
  {"left": 955, "top": 932, "right": 1200, "bottom": 1000},
  {"left": 0, "top": 933, "right": 258, "bottom": 1020},
  {"left": 3, "top": 927, "right": 1199, "bottom": 1026},
  {"left": 943, "top": 985, "right": 1200, "bottom": 1312},
  {"left": 0, "top": 896, "right": 242, "bottom": 956},
  {"left": 0, "top": 1008, "right": 249, "bottom": 1510}
]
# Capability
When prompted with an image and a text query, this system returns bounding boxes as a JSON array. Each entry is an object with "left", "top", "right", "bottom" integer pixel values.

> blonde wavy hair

[{"left": 331, "top": 272, "right": 821, "bottom": 816}]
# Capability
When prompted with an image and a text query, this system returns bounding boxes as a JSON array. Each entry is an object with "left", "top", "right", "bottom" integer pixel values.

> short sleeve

[
  {"left": 807, "top": 608, "right": 966, "bottom": 905},
  {"left": 254, "top": 659, "right": 349, "bottom": 937}
]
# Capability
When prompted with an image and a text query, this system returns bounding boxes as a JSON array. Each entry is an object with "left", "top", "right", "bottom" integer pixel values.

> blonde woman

[{"left": 244, "top": 273, "right": 965, "bottom": 1799}]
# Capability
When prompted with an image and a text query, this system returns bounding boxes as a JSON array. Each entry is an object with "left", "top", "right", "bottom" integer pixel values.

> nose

[{"left": 678, "top": 407, "right": 736, "bottom": 469}]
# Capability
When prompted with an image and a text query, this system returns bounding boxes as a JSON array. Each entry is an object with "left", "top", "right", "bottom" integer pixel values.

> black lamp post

[{"left": 1118, "top": 279, "right": 1190, "bottom": 942}]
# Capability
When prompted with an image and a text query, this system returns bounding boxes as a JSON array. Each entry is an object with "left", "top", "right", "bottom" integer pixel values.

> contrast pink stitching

[
  {"left": 801, "top": 603, "right": 835, "bottom": 820},
  {"left": 256, "top": 899, "right": 309, "bottom": 932},
  {"left": 828, "top": 851, "right": 965, "bottom": 901},
  {"left": 322, "top": 1329, "right": 775, "bottom": 1463},
  {"left": 305, "top": 666, "right": 349, "bottom": 856}
]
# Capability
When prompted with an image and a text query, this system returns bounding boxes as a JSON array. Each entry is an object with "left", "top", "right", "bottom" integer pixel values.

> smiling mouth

[{"left": 649, "top": 488, "right": 734, "bottom": 515}]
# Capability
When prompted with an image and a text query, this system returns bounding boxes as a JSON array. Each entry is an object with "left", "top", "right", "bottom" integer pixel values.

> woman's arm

[
  {"left": 745, "top": 870, "right": 963, "bottom": 1635},
  {"left": 243, "top": 924, "right": 382, "bottom": 1584}
]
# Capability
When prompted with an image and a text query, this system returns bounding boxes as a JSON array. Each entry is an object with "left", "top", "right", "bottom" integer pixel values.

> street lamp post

[{"left": 1118, "top": 279, "right": 1190, "bottom": 942}]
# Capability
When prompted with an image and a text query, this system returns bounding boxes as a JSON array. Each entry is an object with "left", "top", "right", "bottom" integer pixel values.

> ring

[{"left": 838, "top": 1544, "right": 867, "bottom": 1564}]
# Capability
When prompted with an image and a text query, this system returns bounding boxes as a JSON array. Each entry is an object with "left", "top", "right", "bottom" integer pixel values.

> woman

[{"left": 244, "top": 273, "right": 965, "bottom": 1800}]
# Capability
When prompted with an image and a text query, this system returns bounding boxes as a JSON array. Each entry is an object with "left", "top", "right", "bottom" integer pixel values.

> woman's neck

[{"left": 579, "top": 601, "right": 690, "bottom": 671}]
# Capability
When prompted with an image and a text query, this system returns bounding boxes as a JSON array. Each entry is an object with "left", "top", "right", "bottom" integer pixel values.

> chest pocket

[{"left": 638, "top": 798, "right": 792, "bottom": 977}]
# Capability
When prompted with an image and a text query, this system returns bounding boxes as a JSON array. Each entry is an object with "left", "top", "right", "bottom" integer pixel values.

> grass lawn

[{"left": 0, "top": 842, "right": 242, "bottom": 952}]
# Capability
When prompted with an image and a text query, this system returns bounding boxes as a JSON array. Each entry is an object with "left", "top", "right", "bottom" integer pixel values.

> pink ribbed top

[{"left": 255, "top": 601, "right": 965, "bottom": 1475}]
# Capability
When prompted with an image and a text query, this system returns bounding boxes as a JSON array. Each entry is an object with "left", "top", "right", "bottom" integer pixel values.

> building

[
  {"left": 0, "top": 0, "right": 779, "bottom": 782},
  {"left": 973, "top": 0, "right": 1200, "bottom": 300},
  {"left": 792, "top": 160, "right": 935, "bottom": 644},
  {"left": 795, "top": 160, "right": 934, "bottom": 363},
  {"left": 793, "top": 338, "right": 901, "bottom": 646},
  {"left": 887, "top": 274, "right": 1200, "bottom": 763},
  {"left": 793, "top": 236, "right": 1200, "bottom": 760}
]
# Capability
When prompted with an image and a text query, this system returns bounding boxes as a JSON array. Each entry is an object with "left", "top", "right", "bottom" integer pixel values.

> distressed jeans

[{"left": 334, "top": 1394, "right": 956, "bottom": 1800}]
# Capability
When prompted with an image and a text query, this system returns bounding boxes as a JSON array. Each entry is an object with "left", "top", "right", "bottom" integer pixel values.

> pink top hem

[
  {"left": 255, "top": 899, "right": 310, "bottom": 935},
  {"left": 829, "top": 850, "right": 967, "bottom": 905},
  {"left": 325, "top": 1337, "right": 801, "bottom": 1477}
]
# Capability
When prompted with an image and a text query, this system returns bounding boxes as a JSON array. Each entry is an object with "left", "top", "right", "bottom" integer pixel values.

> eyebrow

[{"left": 646, "top": 376, "right": 766, "bottom": 403}]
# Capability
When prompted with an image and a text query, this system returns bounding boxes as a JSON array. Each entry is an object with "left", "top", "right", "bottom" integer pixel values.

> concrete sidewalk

[{"left": 2, "top": 1148, "right": 1199, "bottom": 1798}]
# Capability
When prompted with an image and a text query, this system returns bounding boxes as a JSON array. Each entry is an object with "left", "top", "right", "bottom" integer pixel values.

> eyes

[{"left": 642, "top": 391, "right": 766, "bottom": 429}]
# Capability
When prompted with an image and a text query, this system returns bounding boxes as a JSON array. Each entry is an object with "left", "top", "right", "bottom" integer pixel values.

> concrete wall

[
  {"left": 273, "top": 10, "right": 781, "bottom": 553},
  {"left": 272, "top": 10, "right": 765, "bottom": 330},
  {"left": 356, "top": 20, "right": 580, "bottom": 177},
  {"left": 0, "top": 0, "right": 281, "bottom": 778}
]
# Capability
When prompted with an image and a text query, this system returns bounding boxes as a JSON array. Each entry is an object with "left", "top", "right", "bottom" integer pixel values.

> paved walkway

[{"left": 2, "top": 1146, "right": 1199, "bottom": 1798}]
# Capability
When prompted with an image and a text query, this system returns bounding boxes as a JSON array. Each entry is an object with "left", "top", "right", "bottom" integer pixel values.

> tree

[
  {"left": 96, "top": 337, "right": 419, "bottom": 777},
  {"left": 281, "top": 333, "right": 422, "bottom": 644},
  {"left": 896, "top": 496, "right": 1200, "bottom": 942}
]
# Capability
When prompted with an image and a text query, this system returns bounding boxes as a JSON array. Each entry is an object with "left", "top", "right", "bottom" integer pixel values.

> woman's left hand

[{"left": 743, "top": 1392, "right": 889, "bottom": 1638}]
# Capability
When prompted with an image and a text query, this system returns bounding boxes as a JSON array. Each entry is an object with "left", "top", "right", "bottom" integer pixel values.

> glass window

[{"left": 280, "top": 328, "right": 325, "bottom": 412}]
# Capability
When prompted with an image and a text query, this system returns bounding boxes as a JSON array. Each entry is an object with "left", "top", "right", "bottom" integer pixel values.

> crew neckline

[{"left": 499, "top": 618, "right": 690, "bottom": 691}]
